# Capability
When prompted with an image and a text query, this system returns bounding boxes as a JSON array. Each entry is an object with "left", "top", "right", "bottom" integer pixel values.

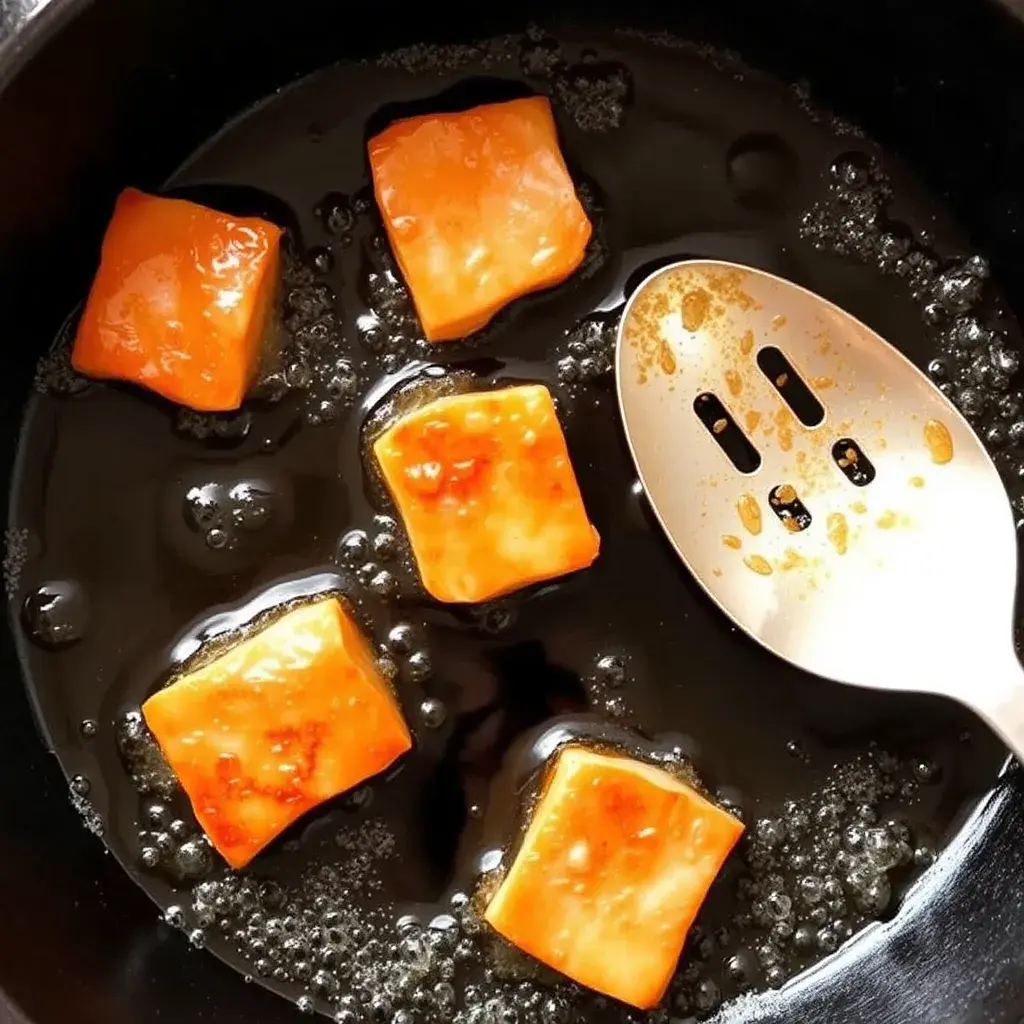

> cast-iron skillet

[{"left": 2, "top": 1, "right": 1024, "bottom": 1022}]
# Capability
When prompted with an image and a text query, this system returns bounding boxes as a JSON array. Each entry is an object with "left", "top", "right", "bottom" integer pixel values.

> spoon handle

[{"left": 971, "top": 646, "right": 1024, "bottom": 765}]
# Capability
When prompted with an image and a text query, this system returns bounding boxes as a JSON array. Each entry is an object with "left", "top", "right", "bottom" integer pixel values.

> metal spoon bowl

[{"left": 616, "top": 259, "right": 1024, "bottom": 758}]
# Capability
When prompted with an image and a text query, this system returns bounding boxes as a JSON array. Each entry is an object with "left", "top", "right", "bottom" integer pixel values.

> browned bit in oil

[
  {"left": 744, "top": 554, "right": 773, "bottom": 576},
  {"left": 737, "top": 494, "right": 762, "bottom": 536},
  {"left": 779, "top": 548, "right": 807, "bottom": 571},
  {"left": 827, "top": 512, "right": 849, "bottom": 555},
  {"left": 681, "top": 287, "right": 711, "bottom": 331},
  {"left": 924, "top": 419, "right": 953, "bottom": 465},
  {"left": 837, "top": 447, "right": 858, "bottom": 469},
  {"left": 775, "top": 409, "right": 794, "bottom": 451},
  {"left": 772, "top": 483, "right": 798, "bottom": 505},
  {"left": 659, "top": 340, "right": 677, "bottom": 375}
]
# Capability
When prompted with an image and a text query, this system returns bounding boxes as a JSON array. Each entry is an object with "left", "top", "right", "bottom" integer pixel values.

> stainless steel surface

[
  {"left": 617, "top": 260, "right": 1024, "bottom": 757},
  {"left": 0, "top": 0, "right": 78, "bottom": 89}
]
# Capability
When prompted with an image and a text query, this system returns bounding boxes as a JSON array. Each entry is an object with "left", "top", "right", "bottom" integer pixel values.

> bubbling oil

[{"left": 9, "top": 22, "right": 1017, "bottom": 1024}]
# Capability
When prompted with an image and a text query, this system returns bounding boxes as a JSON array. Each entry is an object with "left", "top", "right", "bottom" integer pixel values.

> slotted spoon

[{"left": 616, "top": 259, "right": 1024, "bottom": 760}]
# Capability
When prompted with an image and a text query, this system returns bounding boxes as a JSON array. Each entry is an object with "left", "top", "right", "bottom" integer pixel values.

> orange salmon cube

[
  {"left": 368, "top": 96, "right": 592, "bottom": 341},
  {"left": 372, "top": 384, "right": 600, "bottom": 603},
  {"left": 484, "top": 746, "right": 744, "bottom": 1009},
  {"left": 71, "top": 187, "right": 282, "bottom": 412},
  {"left": 142, "top": 598, "right": 411, "bottom": 869}
]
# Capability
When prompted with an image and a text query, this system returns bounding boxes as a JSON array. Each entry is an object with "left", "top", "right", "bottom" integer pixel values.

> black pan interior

[{"left": 3, "top": 3, "right": 1024, "bottom": 1024}]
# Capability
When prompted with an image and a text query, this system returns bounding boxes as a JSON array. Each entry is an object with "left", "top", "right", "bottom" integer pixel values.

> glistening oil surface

[{"left": 10, "top": 23, "right": 1018, "bottom": 1023}]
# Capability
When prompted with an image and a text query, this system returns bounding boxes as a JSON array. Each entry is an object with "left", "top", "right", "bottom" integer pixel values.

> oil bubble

[
  {"left": 206, "top": 528, "right": 229, "bottom": 550},
  {"left": 519, "top": 29, "right": 563, "bottom": 78},
  {"left": 69, "top": 786, "right": 103, "bottom": 835},
  {"left": 931, "top": 260, "right": 985, "bottom": 316},
  {"left": 357, "top": 562, "right": 380, "bottom": 586},
  {"left": 552, "top": 57, "right": 634, "bottom": 132},
  {"left": 339, "top": 530, "right": 370, "bottom": 564},
  {"left": 386, "top": 623, "right": 417, "bottom": 655},
  {"left": 176, "top": 409, "right": 252, "bottom": 445},
  {"left": 373, "top": 532, "right": 398, "bottom": 561},
  {"left": 595, "top": 654, "right": 626, "bottom": 687},
  {"left": 469, "top": 602, "right": 516, "bottom": 635},
  {"left": 368, "top": 570, "right": 398, "bottom": 598},
  {"left": 164, "top": 905, "right": 186, "bottom": 929},
  {"left": 585, "top": 650, "right": 634, "bottom": 720},
  {"left": 853, "top": 872, "right": 891, "bottom": 915},
  {"left": 914, "top": 845, "right": 936, "bottom": 867},
  {"left": 22, "top": 579, "right": 89, "bottom": 649},
  {"left": 229, "top": 482, "right": 274, "bottom": 531},
  {"left": 170, "top": 470, "right": 295, "bottom": 571},
  {"left": 755, "top": 818, "right": 786, "bottom": 849},
  {"left": 316, "top": 192, "right": 355, "bottom": 237},
  {"left": 175, "top": 839, "right": 214, "bottom": 879},
  {"left": 341, "top": 787, "right": 373, "bottom": 813},
  {"left": 285, "top": 360, "right": 312, "bottom": 389},
  {"left": 272, "top": 249, "right": 366, "bottom": 421},
  {"left": 406, "top": 650, "right": 432, "bottom": 682},
  {"left": 185, "top": 484, "right": 220, "bottom": 528},
  {"left": 434, "top": 982, "right": 456, "bottom": 1011},
  {"left": 376, "top": 656, "right": 399, "bottom": 682},
  {"left": 360, "top": 256, "right": 421, "bottom": 358},
  {"left": 34, "top": 341, "right": 90, "bottom": 398},
  {"left": 692, "top": 978, "right": 721, "bottom": 1013},
  {"left": 763, "top": 890, "right": 792, "bottom": 921},
  {"left": 556, "top": 357, "right": 579, "bottom": 383},
  {"left": 722, "top": 748, "right": 930, "bottom": 995},
  {"left": 556, "top": 314, "right": 618, "bottom": 385},
  {"left": 829, "top": 151, "right": 871, "bottom": 189},
  {"left": 310, "top": 246, "right": 335, "bottom": 274},
  {"left": 3, "top": 525, "right": 29, "bottom": 596},
  {"left": 325, "top": 361, "right": 359, "bottom": 401},
  {"left": 116, "top": 710, "right": 178, "bottom": 798},
  {"left": 726, "top": 133, "right": 797, "bottom": 209},
  {"left": 145, "top": 802, "right": 169, "bottom": 827},
  {"left": 603, "top": 695, "right": 627, "bottom": 718},
  {"left": 419, "top": 699, "right": 447, "bottom": 729}
]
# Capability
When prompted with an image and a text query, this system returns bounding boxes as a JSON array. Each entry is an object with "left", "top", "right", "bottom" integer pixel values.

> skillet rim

[{"left": 0, "top": 2, "right": 1023, "bottom": 1022}]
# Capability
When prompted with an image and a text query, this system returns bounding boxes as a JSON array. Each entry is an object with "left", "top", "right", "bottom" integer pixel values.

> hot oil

[{"left": 9, "top": 23, "right": 1018, "bottom": 1023}]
